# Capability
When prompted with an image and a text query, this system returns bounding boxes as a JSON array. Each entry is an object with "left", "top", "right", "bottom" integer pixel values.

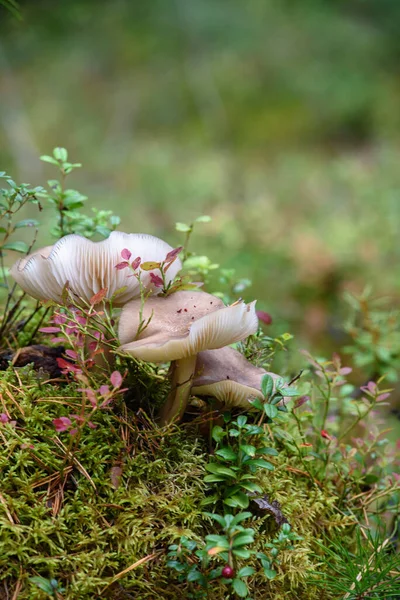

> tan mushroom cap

[
  {"left": 11, "top": 231, "right": 181, "bottom": 305},
  {"left": 192, "top": 346, "right": 281, "bottom": 409},
  {"left": 118, "top": 291, "right": 258, "bottom": 362}
]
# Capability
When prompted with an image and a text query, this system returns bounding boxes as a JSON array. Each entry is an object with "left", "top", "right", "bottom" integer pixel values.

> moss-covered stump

[{"left": 0, "top": 368, "right": 349, "bottom": 600}]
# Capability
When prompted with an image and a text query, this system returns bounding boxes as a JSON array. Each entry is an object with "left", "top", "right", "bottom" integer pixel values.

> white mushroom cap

[
  {"left": 192, "top": 346, "right": 285, "bottom": 408},
  {"left": 118, "top": 291, "right": 258, "bottom": 362},
  {"left": 11, "top": 232, "right": 181, "bottom": 306}
]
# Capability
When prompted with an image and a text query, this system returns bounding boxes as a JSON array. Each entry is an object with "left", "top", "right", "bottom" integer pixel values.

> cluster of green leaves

[
  {"left": 344, "top": 288, "right": 400, "bottom": 384},
  {"left": 39, "top": 147, "right": 121, "bottom": 238}
]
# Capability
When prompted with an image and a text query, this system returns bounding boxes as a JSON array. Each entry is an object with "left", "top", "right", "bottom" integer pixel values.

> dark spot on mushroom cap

[
  {"left": 210, "top": 302, "right": 213, "bottom": 304},
  {"left": 184, "top": 308, "right": 188, "bottom": 312},
  {"left": 177, "top": 309, "right": 182, "bottom": 313},
  {"left": 227, "top": 375, "right": 230, "bottom": 379},
  {"left": 191, "top": 317, "right": 194, "bottom": 320}
]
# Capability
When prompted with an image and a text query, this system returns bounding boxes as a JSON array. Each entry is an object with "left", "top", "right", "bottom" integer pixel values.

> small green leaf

[
  {"left": 236, "top": 415, "right": 247, "bottom": 428},
  {"left": 232, "top": 533, "right": 255, "bottom": 547},
  {"left": 224, "top": 492, "right": 249, "bottom": 509},
  {"left": 212, "top": 426, "right": 226, "bottom": 443},
  {"left": 232, "top": 578, "right": 248, "bottom": 597},
  {"left": 258, "top": 447, "right": 279, "bottom": 456},
  {"left": 239, "top": 481, "right": 262, "bottom": 493},
  {"left": 264, "top": 404, "right": 278, "bottom": 419},
  {"left": 240, "top": 444, "right": 256, "bottom": 457},
  {"left": 215, "top": 448, "right": 237, "bottom": 461},
  {"left": 232, "top": 548, "right": 251, "bottom": 559},
  {"left": 264, "top": 568, "right": 277, "bottom": 579},
  {"left": 29, "top": 577, "right": 54, "bottom": 594},
  {"left": 237, "top": 566, "right": 255, "bottom": 578},
  {"left": 205, "top": 463, "right": 237, "bottom": 478},
  {"left": 248, "top": 458, "right": 274, "bottom": 471},
  {"left": 195, "top": 215, "right": 212, "bottom": 223},
  {"left": 40, "top": 155, "right": 60, "bottom": 166},
  {"left": 53, "top": 147, "right": 68, "bottom": 162},
  {"left": 2, "top": 241, "right": 29, "bottom": 253},
  {"left": 204, "top": 475, "right": 226, "bottom": 483},
  {"left": 14, "top": 219, "right": 40, "bottom": 228},
  {"left": 176, "top": 222, "right": 191, "bottom": 232},
  {"left": 261, "top": 374, "right": 274, "bottom": 398}
]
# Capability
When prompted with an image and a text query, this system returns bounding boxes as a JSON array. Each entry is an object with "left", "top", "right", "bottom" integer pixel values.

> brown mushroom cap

[
  {"left": 11, "top": 232, "right": 181, "bottom": 305},
  {"left": 118, "top": 291, "right": 258, "bottom": 362},
  {"left": 192, "top": 346, "right": 281, "bottom": 409}
]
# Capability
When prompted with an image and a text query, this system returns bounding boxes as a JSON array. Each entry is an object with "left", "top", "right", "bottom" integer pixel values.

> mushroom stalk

[{"left": 159, "top": 355, "right": 197, "bottom": 425}]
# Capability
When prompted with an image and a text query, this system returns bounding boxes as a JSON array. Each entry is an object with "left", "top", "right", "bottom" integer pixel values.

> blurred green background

[{"left": 1, "top": 0, "right": 400, "bottom": 352}]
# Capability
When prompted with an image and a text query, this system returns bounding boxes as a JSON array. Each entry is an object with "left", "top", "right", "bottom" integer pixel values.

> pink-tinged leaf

[
  {"left": 69, "top": 428, "right": 78, "bottom": 436},
  {"left": 149, "top": 272, "right": 164, "bottom": 287},
  {"left": 294, "top": 395, "right": 309, "bottom": 409},
  {"left": 87, "top": 421, "right": 97, "bottom": 429},
  {"left": 51, "top": 337, "right": 66, "bottom": 344},
  {"left": 367, "top": 381, "right": 377, "bottom": 393},
  {"left": 377, "top": 393, "right": 390, "bottom": 402},
  {"left": 90, "top": 288, "right": 108, "bottom": 306},
  {"left": 165, "top": 246, "right": 183, "bottom": 263},
  {"left": 39, "top": 326, "right": 61, "bottom": 333},
  {"left": 88, "top": 341, "right": 98, "bottom": 353},
  {"left": 115, "top": 261, "right": 129, "bottom": 270},
  {"left": 56, "top": 358, "right": 81, "bottom": 373},
  {"left": 300, "top": 349, "right": 321, "bottom": 369},
  {"left": 110, "top": 466, "right": 123, "bottom": 489},
  {"left": 140, "top": 261, "right": 161, "bottom": 271},
  {"left": 81, "top": 388, "right": 97, "bottom": 407},
  {"left": 99, "top": 385, "right": 110, "bottom": 397},
  {"left": 256, "top": 310, "right": 273, "bottom": 325},
  {"left": 92, "top": 330, "right": 102, "bottom": 340},
  {"left": 53, "top": 314, "right": 67, "bottom": 325},
  {"left": 0, "top": 413, "right": 9, "bottom": 423},
  {"left": 121, "top": 248, "right": 132, "bottom": 260},
  {"left": 65, "top": 349, "right": 78, "bottom": 359},
  {"left": 131, "top": 256, "right": 141, "bottom": 270},
  {"left": 339, "top": 367, "right": 352, "bottom": 376},
  {"left": 53, "top": 416, "right": 72, "bottom": 432},
  {"left": 75, "top": 315, "right": 87, "bottom": 326},
  {"left": 65, "top": 325, "right": 79, "bottom": 335},
  {"left": 69, "top": 414, "right": 85, "bottom": 423},
  {"left": 110, "top": 371, "right": 123, "bottom": 388}
]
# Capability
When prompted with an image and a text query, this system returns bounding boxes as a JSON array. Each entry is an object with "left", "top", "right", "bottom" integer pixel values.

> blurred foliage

[{"left": 0, "top": 0, "right": 400, "bottom": 360}]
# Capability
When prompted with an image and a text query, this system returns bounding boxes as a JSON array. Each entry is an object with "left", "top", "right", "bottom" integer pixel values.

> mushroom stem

[{"left": 158, "top": 355, "right": 197, "bottom": 425}]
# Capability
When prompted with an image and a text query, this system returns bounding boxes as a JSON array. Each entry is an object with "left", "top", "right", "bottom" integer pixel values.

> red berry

[{"left": 221, "top": 565, "right": 235, "bottom": 578}]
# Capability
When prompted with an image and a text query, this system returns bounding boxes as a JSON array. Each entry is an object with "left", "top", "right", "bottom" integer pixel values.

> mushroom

[
  {"left": 11, "top": 232, "right": 182, "bottom": 369},
  {"left": 192, "top": 346, "right": 282, "bottom": 408},
  {"left": 118, "top": 290, "right": 259, "bottom": 424},
  {"left": 11, "top": 231, "right": 182, "bottom": 305}
]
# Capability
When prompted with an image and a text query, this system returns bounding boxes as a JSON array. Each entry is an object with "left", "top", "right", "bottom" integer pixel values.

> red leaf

[
  {"left": 39, "top": 326, "right": 61, "bottom": 333},
  {"left": 110, "top": 371, "right": 123, "bottom": 388},
  {"left": 53, "top": 314, "right": 67, "bottom": 325},
  {"left": 65, "top": 349, "right": 78, "bottom": 359},
  {"left": 90, "top": 288, "right": 108, "bottom": 305},
  {"left": 53, "top": 417, "right": 72, "bottom": 432},
  {"left": 321, "top": 429, "right": 333, "bottom": 441},
  {"left": 56, "top": 357, "right": 80, "bottom": 373},
  {"left": 99, "top": 385, "right": 110, "bottom": 397},
  {"left": 149, "top": 272, "right": 164, "bottom": 287},
  {"left": 121, "top": 248, "right": 132, "bottom": 260},
  {"left": 165, "top": 246, "right": 183, "bottom": 262},
  {"left": 131, "top": 256, "right": 141, "bottom": 270},
  {"left": 256, "top": 310, "right": 273, "bottom": 325},
  {"left": 87, "top": 421, "right": 97, "bottom": 429},
  {"left": 115, "top": 261, "right": 129, "bottom": 270}
]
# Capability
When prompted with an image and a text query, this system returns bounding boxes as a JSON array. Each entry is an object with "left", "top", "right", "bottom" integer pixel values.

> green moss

[{"left": 0, "top": 366, "right": 352, "bottom": 599}]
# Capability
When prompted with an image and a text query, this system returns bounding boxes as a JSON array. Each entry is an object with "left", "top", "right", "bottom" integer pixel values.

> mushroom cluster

[
  {"left": 11, "top": 231, "right": 182, "bottom": 305},
  {"left": 11, "top": 230, "right": 277, "bottom": 424},
  {"left": 118, "top": 290, "right": 261, "bottom": 423}
]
